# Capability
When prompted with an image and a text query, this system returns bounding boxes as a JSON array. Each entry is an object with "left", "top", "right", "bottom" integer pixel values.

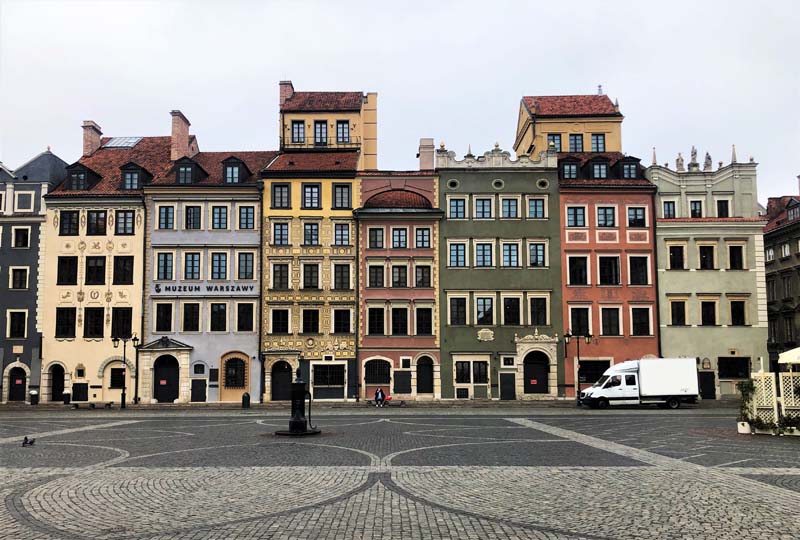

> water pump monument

[{"left": 275, "top": 368, "right": 321, "bottom": 436}]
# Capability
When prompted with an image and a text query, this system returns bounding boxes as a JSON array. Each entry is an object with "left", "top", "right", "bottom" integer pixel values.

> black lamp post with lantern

[
  {"left": 564, "top": 331, "right": 593, "bottom": 405},
  {"left": 112, "top": 333, "right": 139, "bottom": 409}
]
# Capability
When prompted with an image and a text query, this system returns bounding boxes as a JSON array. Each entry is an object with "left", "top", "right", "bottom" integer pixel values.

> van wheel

[
  {"left": 597, "top": 398, "right": 609, "bottom": 410},
  {"left": 666, "top": 397, "right": 681, "bottom": 410}
]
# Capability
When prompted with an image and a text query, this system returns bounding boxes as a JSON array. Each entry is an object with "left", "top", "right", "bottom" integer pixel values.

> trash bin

[
  {"left": 63, "top": 391, "right": 71, "bottom": 405},
  {"left": 29, "top": 390, "right": 39, "bottom": 406},
  {"left": 242, "top": 392, "right": 250, "bottom": 409}
]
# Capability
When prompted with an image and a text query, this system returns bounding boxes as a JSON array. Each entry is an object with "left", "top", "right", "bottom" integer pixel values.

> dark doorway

[
  {"left": 190, "top": 379, "right": 206, "bottom": 402},
  {"left": 50, "top": 365, "right": 65, "bottom": 402},
  {"left": 8, "top": 367, "right": 26, "bottom": 401},
  {"left": 153, "top": 355, "right": 180, "bottom": 403},
  {"left": 500, "top": 373, "right": 516, "bottom": 400},
  {"left": 416, "top": 356, "right": 434, "bottom": 394},
  {"left": 698, "top": 372, "right": 716, "bottom": 400},
  {"left": 523, "top": 352, "right": 550, "bottom": 394},
  {"left": 271, "top": 361, "right": 293, "bottom": 401}
]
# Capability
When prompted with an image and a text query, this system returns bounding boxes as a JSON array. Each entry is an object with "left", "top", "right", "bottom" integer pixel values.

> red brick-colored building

[
  {"left": 354, "top": 167, "right": 443, "bottom": 401},
  {"left": 559, "top": 152, "right": 659, "bottom": 397}
]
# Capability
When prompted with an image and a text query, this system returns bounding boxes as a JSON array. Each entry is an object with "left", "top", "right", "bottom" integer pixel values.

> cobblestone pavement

[{"left": 0, "top": 409, "right": 798, "bottom": 539}]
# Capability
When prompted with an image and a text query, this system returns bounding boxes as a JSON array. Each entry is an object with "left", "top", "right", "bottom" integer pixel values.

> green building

[{"left": 436, "top": 144, "right": 563, "bottom": 400}]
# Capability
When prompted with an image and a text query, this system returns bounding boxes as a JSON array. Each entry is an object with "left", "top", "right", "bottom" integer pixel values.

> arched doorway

[
  {"left": 8, "top": 367, "right": 26, "bottom": 401},
  {"left": 219, "top": 355, "right": 248, "bottom": 402},
  {"left": 153, "top": 355, "right": 180, "bottom": 403},
  {"left": 271, "top": 361, "right": 293, "bottom": 401},
  {"left": 50, "top": 365, "right": 65, "bottom": 402},
  {"left": 416, "top": 357, "right": 434, "bottom": 394},
  {"left": 523, "top": 351, "right": 550, "bottom": 394},
  {"left": 364, "top": 359, "right": 391, "bottom": 401}
]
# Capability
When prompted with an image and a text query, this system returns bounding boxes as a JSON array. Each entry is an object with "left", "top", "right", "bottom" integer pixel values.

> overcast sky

[{"left": 1, "top": 0, "right": 797, "bottom": 201}]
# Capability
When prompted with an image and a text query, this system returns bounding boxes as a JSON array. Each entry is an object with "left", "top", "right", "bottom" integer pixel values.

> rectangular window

[
  {"left": 211, "top": 253, "right": 227, "bottom": 280},
  {"left": 111, "top": 307, "right": 132, "bottom": 339},
  {"left": 314, "top": 365, "right": 345, "bottom": 387},
  {"left": 629, "top": 256, "right": 649, "bottom": 285},
  {"left": 670, "top": 301, "right": 686, "bottom": 326},
  {"left": 368, "top": 228, "right": 384, "bottom": 249},
  {"left": 631, "top": 308, "right": 651, "bottom": 336},
  {"left": 155, "top": 304, "right": 172, "bottom": 332},
  {"left": 70, "top": 172, "right": 86, "bottom": 190},
  {"left": 562, "top": 163, "right": 578, "bottom": 179},
  {"left": 57, "top": 256, "right": 78, "bottom": 285},
  {"left": 699, "top": 245, "right": 715, "bottom": 270},
  {"left": 597, "top": 207, "right": 616, "bottom": 227},
  {"left": 333, "top": 264, "right": 350, "bottom": 290},
  {"left": 599, "top": 256, "right": 620, "bottom": 285},
  {"left": 622, "top": 163, "right": 637, "bottom": 179},
  {"left": 690, "top": 201, "right": 703, "bottom": 218},
  {"left": 502, "top": 243, "right": 519, "bottom": 267},
  {"left": 476, "top": 297, "right": 494, "bottom": 325},
  {"left": 569, "top": 134, "right": 583, "bottom": 152},
  {"left": 10, "top": 268, "right": 28, "bottom": 289},
  {"left": 415, "top": 266, "right": 431, "bottom": 287},
  {"left": 238, "top": 206, "right": 255, "bottom": 230},
  {"left": 601, "top": 308, "right": 620, "bottom": 336},
  {"left": 303, "top": 223, "right": 319, "bottom": 245},
  {"left": 392, "top": 228, "right": 407, "bottom": 248},
  {"left": 392, "top": 307, "right": 408, "bottom": 335},
  {"left": 210, "top": 303, "right": 227, "bottom": 332},
  {"left": 334, "top": 223, "right": 350, "bottom": 245},
  {"left": 183, "top": 206, "right": 201, "bottom": 230},
  {"left": 291, "top": 121, "right": 305, "bottom": 143},
  {"left": 592, "top": 163, "right": 608, "bottom": 179},
  {"left": 333, "top": 184, "right": 351, "bottom": 209},
  {"left": 87, "top": 210, "right": 107, "bottom": 235},
  {"left": 184, "top": 253, "right": 200, "bottom": 280},
  {"left": 663, "top": 201, "right": 676, "bottom": 219},
  {"left": 416, "top": 308, "right": 433, "bottom": 335},
  {"left": 8, "top": 311, "right": 26, "bottom": 339},
  {"left": 238, "top": 253, "right": 254, "bottom": 280},
  {"left": 669, "top": 245, "right": 685, "bottom": 269},
  {"left": 212, "top": 206, "right": 228, "bottom": 229},
  {"left": 503, "top": 297, "right": 521, "bottom": 325},
  {"left": 272, "top": 184, "right": 290, "bottom": 209},
  {"left": 415, "top": 228, "right": 431, "bottom": 248},
  {"left": 237, "top": 303, "right": 254, "bottom": 332},
  {"left": 475, "top": 198, "right": 493, "bottom": 219},
  {"left": 627, "top": 207, "right": 646, "bottom": 227},
  {"left": 449, "top": 243, "right": 466, "bottom": 267},
  {"left": 336, "top": 120, "right": 350, "bottom": 143},
  {"left": 701, "top": 301, "right": 717, "bottom": 326},
  {"left": 183, "top": 303, "right": 200, "bottom": 332},
  {"left": 273, "top": 223, "right": 289, "bottom": 245},
  {"left": 333, "top": 309, "right": 351, "bottom": 333},
  {"left": 60, "top": 210, "right": 79, "bottom": 236},
  {"left": 392, "top": 266, "right": 408, "bottom": 288},
  {"left": 55, "top": 307, "right": 76, "bottom": 338},
  {"left": 449, "top": 199, "right": 466, "bottom": 219},
  {"left": 302, "top": 309, "right": 319, "bottom": 333},
  {"left": 528, "top": 198, "right": 545, "bottom": 219},
  {"left": 473, "top": 362, "right": 488, "bottom": 384},
  {"left": 547, "top": 134, "right": 561, "bottom": 152},
  {"left": 529, "top": 243, "right": 546, "bottom": 267},
  {"left": 272, "top": 264, "right": 289, "bottom": 289},
  {"left": 157, "top": 253, "right": 174, "bottom": 280},
  {"left": 501, "top": 198, "right": 519, "bottom": 218},
  {"left": 113, "top": 256, "right": 134, "bottom": 285},
  {"left": 84, "top": 307, "right": 104, "bottom": 338},
  {"left": 13, "top": 228, "right": 29, "bottom": 248},
  {"left": 455, "top": 361, "right": 471, "bottom": 384},
  {"left": 158, "top": 206, "right": 174, "bottom": 229},
  {"left": 729, "top": 245, "right": 744, "bottom": 270},
  {"left": 591, "top": 133, "right": 605, "bottom": 152},
  {"left": 177, "top": 166, "right": 192, "bottom": 184},
  {"left": 368, "top": 266, "right": 384, "bottom": 288},
  {"left": 783, "top": 276, "right": 792, "bottom": 299},
  {"left": 450, "top": 297, "right": 467, "bottom": 325},
  {"left": 570, "top": 307, "right": 590, "bottom": 337},
  {"left": 107, "top": 368, "right": 125, "bottom": 390},
  {"left": 368, "top": 307, "right": 385, "bottom": 335},
  {"left": 271, "top": 309, "right": 289, "bottom": 334},
  {"left": 717, "top": 200, "right": 730, "bottom": 218},
  {"left": 225, "top": 165, "right": 239, "bottom": 184},
  {"left": 303, "top": 264, "right": 319, "bottom": 289},
  {"left": 567, "top": 206, "right": 585, "bottom": 227},
  {"left": 115, "top": 210, "right": 135, "bottom": 235},
  {"left": 731, "top": 301, "right": 747, "bottom": 326},
  {"left": 530, "top": 297, "right": 547, "bottom": 326},
  {"left": 85, "top": 256, "right": 106, "bottom": 285},
  {"left": 476, "top": 243, "right": 493, "bottom": 267},
  {"left": 568, "top": 256, "right": 588, "bottom": 285},
  {"left": 302, "top": 184, "right": 321, "bottom": 209},
  {"left": 314, "top": 121, "right": 328, "bottom": 145}
]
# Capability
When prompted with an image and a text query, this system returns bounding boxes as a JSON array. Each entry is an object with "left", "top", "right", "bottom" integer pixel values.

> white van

[{"left": 579, "top": 358, "right": 699, "bottom": 409}]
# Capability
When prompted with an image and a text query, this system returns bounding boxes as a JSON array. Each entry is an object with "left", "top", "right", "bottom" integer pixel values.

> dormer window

[
  {"left": 177, "top": 165, "right": 193, "bottom": 184},
  {"left": 592, "top": 163, "right": 608, "bottom": 179},
  {"left": 562, "top": 163, "right": 577, "bottom": 179},
  {"left": 225, "top": 165, "right": 240, "bottom": 184},
  {"left": 789, "top": 207, "right": 800, "bottom": 221},
  {"left": 70, "top": 172, "right": 87, "bottom": 190},
  {"left": 622, "top": 163, "right": 637, "bottom": 179},
  {"left": 123, "top": 170, "right": 140, "bottom": 190}
]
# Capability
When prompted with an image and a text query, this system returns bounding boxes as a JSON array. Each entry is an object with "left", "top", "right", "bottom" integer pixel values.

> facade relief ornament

[
  {"left": 53, "top": 213, "right": 59, "bottom": 230},
  {"left": 106, "top": 240, "right": 114, "bottom": 252},
  {"left": 477, "top": 328, "right": 495, "bottom": 342},
  {"left": 60, "top": 291, "right": 72, "bottom": 300},
  {"left": 80, "top": 212, "right": 87, "bottom": 230},
  {"left": 90, "top": 290, "right": 100, "bottom": 300},
  {"left": 105, "top": 291, "right": 113, "bottom": 303},
  {"left": 136, "top": 211, "right": 143, "bottom": 228},
  {"left": 108, "top": 213, "right": 114, "bottom": 229},
  {"left": 78, "top": 241, "right": 86, "bottom": 252},
  {"left": 515, "top": 328, "right": 559, "bottom": 343},
  {"left": 77, "top": 291, "right": 85, "bottom": 302},
  {"left": 118, "top": 291, "right": 128, "bottom": 299},
  {"left": 91, "top": 241, "right": 101, "bottom": 250}
]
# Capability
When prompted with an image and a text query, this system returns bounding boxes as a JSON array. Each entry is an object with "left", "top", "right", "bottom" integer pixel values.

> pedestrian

[{"left": 375, "top": 387, "right": 385, "bottom": 408}]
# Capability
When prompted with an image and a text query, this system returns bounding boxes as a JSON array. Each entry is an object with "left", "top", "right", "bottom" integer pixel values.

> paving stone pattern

[{"left": 0, "top": 411, "right": 798, "bottom": 539}]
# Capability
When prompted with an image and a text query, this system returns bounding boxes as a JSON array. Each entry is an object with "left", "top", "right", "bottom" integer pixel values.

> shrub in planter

[{"left": 735, "top": 379, "right": 755, "bottom": 430}]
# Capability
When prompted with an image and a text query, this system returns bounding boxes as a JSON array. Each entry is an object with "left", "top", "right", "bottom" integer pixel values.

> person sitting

[{"left": 375, "top": 387, "right": 386, "bottom": 408}]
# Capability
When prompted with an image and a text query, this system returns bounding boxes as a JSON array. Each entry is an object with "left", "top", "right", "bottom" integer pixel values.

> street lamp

[
  {"left": 564, "top": 331, "right": 593, "bottom": 406},
  {"left": 112, "top": 333, "right": 139, "bottom": 409}
]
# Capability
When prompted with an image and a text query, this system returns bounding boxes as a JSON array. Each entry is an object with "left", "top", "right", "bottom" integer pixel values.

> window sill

[
  {"left": 269, "top": 332, "right": 292, "bottom": 336},
  {"left": 301, "top": 207, "right": 322, "bottom": 211},
  {"left": 727, "top": 268, "right": 747, "bottom": 271},
  {"left": 301, "top": 244, "right": 322, "bottom": 248},
  {"left": 270, "top": 244, "right": 291, "bottom": 248},
  {"left": 697, "top": 268, "right": 718, "bottom": 271},
  {"left": 331, "top": 207, "right": 353, "bottom": 211},
  {"left": 597, "top": 284, "right": 622, "bottom": 288},
  {"left": 331, "top": 288, "right": 354, "bottom": 292},
  {"left": 333, "top": 244, "right": 354, "bottom": 248},
  {"left": 270, "top": 207, "right": 292, "bottom": 211},
  {"left": 300, "top": 333, "right": 322, "bottom": 336}
]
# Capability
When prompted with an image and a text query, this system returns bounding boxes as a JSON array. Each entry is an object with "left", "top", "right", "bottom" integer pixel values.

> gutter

[{"left": 651, "top": 189, "right": 663, "bottom": 358}]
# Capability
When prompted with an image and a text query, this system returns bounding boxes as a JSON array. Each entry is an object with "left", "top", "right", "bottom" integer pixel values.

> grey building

[
  {"left": 0, "top": 150, "right": 68, "bottom": 402},
  {"left": 645, "top": 149, "right": 768, "bottom": 399}
]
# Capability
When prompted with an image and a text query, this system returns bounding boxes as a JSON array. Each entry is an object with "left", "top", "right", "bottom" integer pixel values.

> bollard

[
  {"left": 62, "top": 391, "right": 71, "bottom": 406},
  {"left": 242, "top": 392, "right": 250, "bottom": 409},
  {"left": 275, "top": 368, "right": 320, "bottom": 436},
  {"left": 29, "top": 390, "right": 39, "bottom": 406}
]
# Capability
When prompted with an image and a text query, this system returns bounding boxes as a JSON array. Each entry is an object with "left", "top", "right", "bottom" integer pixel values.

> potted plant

[
  {"left": 736, "top": 379, "right": 755, "bottom": 434},
  {"left": 778, "top": 415, "right": 800, "bottom": 436}
]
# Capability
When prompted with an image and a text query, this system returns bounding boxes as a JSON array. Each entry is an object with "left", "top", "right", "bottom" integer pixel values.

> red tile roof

[
  {"left": 358, "top": 170, "right": 435, "bottom": 177},
  {"left": 281, "top": 91, "right": 363, "bottom": 112},
  {"left": 150, "top": 151, "right": 278, "bottom": 185},
  {"left": 763, "top": 196, "right": 799, "bottom": 233},
  {"left": 658, "top": 218, "right": 767, "bottom": 223},
  {"left": 363, "top": 190, "right": 433, "bottom": 209},
  {"left": 560, "top": 178, "right": 654, "bottom": 188},
  {"left": 522, "top": 95, "right": 619, "bottom": 117},
  {"left": 264, "top": 152, "right": 359, "bottom": 173},
  {"left": 559, "top": 152, "right": 630, "bottom": 167}
]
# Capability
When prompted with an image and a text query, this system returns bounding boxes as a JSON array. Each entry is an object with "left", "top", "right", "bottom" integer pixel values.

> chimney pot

[
  {"left": 418, "top": 138, "right": 435, "bottom": 170},
  {"left": 82, "top": 121, "right": 102, "bottom": 156}
]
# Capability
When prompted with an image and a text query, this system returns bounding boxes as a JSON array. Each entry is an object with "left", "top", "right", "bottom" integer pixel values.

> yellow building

[
  {"left": 40, "top": 123, "right": 172, "bottom": 404},
  {"left": 512, "top": 93, "right": 623, "bottom": 158}
]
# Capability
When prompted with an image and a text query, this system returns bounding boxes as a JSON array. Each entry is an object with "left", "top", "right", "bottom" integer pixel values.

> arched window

[
  {"left": 224, "top": 358, "right": 246, "bottom": 388},
  {"left": 364, "top": 359, "right": 390, "bottom": 385}
]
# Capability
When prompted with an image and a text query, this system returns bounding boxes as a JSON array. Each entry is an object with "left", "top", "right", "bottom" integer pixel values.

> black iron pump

[{"left": 275, "top": 368, "right": 320, "bottom": 436}]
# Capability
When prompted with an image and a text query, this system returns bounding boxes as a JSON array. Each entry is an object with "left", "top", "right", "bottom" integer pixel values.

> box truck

[{"left": 579, "top": 358, "right": 699, "bottom": 409}]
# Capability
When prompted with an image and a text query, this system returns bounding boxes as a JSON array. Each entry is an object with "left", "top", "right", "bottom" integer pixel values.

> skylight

[{"left": 102, "top": 137, "right": 142, "bottom": 148}]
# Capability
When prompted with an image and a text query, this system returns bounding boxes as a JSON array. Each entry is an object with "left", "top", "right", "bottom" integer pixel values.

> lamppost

[
  {"left": 564, "top": 331, "right": 593, "bottom": 406},
  {"left": 112, "top": 333, "right": 139, "bottom": 409}
]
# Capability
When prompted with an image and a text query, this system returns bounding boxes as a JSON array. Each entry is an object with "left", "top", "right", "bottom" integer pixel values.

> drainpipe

[
  {"left": 651, "top": 188, "right": 663, "bottom": 358},
  {"left": 258, "top": 180, "right": 265, "bottom": 403},
  {"left": 136, "top": 193, "right": 147, "bottom": 404},
  {"left": 354, "top": 209, "right": 361, "bottom": 402}
]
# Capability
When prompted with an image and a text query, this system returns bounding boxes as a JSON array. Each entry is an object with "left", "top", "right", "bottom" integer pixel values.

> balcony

[{"left": 282, "top": 135, "right": 361, "bottom": 150}]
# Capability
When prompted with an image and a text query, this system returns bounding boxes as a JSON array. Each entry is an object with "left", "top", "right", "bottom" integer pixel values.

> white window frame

[
  {"left": 713, "top": 196, "right": 733, "bottom": 218},
  {"left": 209, "top": 251, "right": 230, "bottom": 281},
  {"left": 301, "top": 261, "right": 321, "bottom": 289},
  {"left": 182, "top": 203, "right": 205, "bottom": 231},
  {"left": 269, "top": 307, "right": 292, "bottom": 334},
  {"left": 527, "top": 239, "right": 549, "bottom": 268},
  {"left": 474, "top": 295, "right": 496, "bottom": 326},
  {"left": 389, "top": 303, "right": 411, "bottom": 336},
  {"left": 473, "top": 240, "right": 495, "bottom": 268},
  {"left": 500, "top": 293, "right": 523, "bottom": 325},
  {"left": 391, "top": 226, "right": 409, "bottom": 249},
  {"left": 627, "top": 253, "right": 651, "bottom": 286},
  {"left": 688, "top": 199, "right": 704, "bottom": 218},
  {"left": 595, "top": 204, "right": 618, "bottom": 228},
  {"left": 331, "top": 307, "right": 353, "bottom": 334},
  {"left": 235, "top": 204, "right": 257, "bottom": 231},
  {"left": 726, "top": 241, "right": 748, "bottom": 270},
  {"left": 413, "top": 261, "right": 433, "bottom": 288},
  {"left": 182, "top": 251, "right": 203, "bottom": 281},
  {"left": 14, "top": 191, "right": 34, "bottom": 212},
  {"left": 234, "top": 300, "right": 256, "bottom": 333},
  {"left": 728, "top": 296, "right": 750, "bottom": 326},
  {"left": 625, "top": 205, "right": 649, "bottom": 228},
  {"left": 660, "top": 198, "right": 679, "bottom": 219},
  {"left": 629, "top": 305, "right": 653, "bottom": 336},
  {"left": 668, "top": 297, "right": 688, "bottom": 326},
  {"left": 446, "top": 195, "right": 469, "bottom": 220},
  {"left": 332, "top": 221, "right": 351, "bottom": 246},
  {"left": 766, "top": 247, "right": 775, "bottom": 262},
  {"left": 447, "top": 293, "right": 470, "bottom": 326},
  {"left": 390, "top": 260, "right": 410, "bottom": 288},
  {"left": 413, "top": 303, "right": 435, "bottom": 336},
  {"left": 156, "top": 203, "right": 177, "bottom": 230},
  {"left": 780, "top": 243, "right": 791, "bottom": 258},
  {"left": 527, "top": 293, "right": 550, "bottom": 326},
  {"left": 697, "top": 241, "right": 719, "bottom": 269},
  {"left": 596, "top": 254, "right": 622, "bottom": 286},
  {"left": 366, "top": 303, "right": 387, "bottom": 335},
  {"left": 367, "top": 226, "right": 386, "bottom": 249},
  {"left": 599, "top": 305, "right": 623, "bottom": 336},
  {"left": 234, "top": 249, "right": 258, "bottom": 281},
  {"left": 269, "top": 260, "right": 292, "bottom": 289},
  {"left": 565, "top": 204, "right": 589, "bottom": 228},
  {"left": 568, "top": 304, "right": 593, "bottom": 336},
  {"left": 567, "top": 254, "right": 591, "bottom": 286},
  {"left": 11, "top": 226, "right": 31, "bottom": 248},
  {"left": 208, "top": 301, "right": 229, "bottom": 333},
  {"left": 154, "top": 250, "right": 176, "bottom": 281},
  {"left": 414, "top": 226, "right": 432, "bottom": 249},
  {"left": 179, "top": 301, "right": 202, "bottom": 333},
  {"left": 500, "top": 240, "right": 522, "bottom": 268},
  {"left": 447, "top": 239, "right": 469, "bottom": 268},
  {"left": 8, "top": 266, "right": 30, "bottom": 289},
  {"left": 666, "top": 241, "right": 688, "bottom": 270},
  {"left": 499, "top": 195, "right": 522, "bottom": 219},
  {"left": 366, "top": 261, "right": 386, "bottom": 288},
  {"left": 526, "top": 195, "right": 549, "bottom": 219},
  {"left": 271, "top": 219, "right": 291, "bottom": 246},
  {"left": 153, "top": 301, "right": 174, "bottom": 334},
  {"left": 210, "top": 203, "right": 231, "bottom": 231},
  {"left": 473, "top": 195, "right": 495, "bottom": 220},
  {"left": 331, "top": 260, "right": 354, "bottom": 290},
  {"left": 6, "top": 309, "right": 28, "bottom": 339}
]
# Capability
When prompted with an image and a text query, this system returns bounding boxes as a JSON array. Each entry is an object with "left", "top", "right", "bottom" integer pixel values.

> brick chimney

[
  {"left": 82, "top": 121, "right": 102, "bottom": 156},
  {"left": 417, "top": 138, "right": 435, "bottom": 170},
  {"left": 279, "top": 80, "right": 295, "bottom": 108},
  {"left": 170, "top": 110, "right": 191, "bottom": 161}
]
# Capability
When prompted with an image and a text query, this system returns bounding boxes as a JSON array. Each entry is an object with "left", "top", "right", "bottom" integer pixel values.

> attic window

[
  {"left": 70, "top": 172, "right": 87, "bottom": 190},
  {"left": 123, "top": 170, "right": 140, "bottom": 190},
  {"left": 592, "top": 163, "right": 608, "bottom": 179},
  {"left": 789, "top": 207, "right": 800, "bottom": 221},
  {"left": 622, "top": 163, "right": 637, "bottom": 179},
  {"left": 177, "top": 165, "right": 193, "bottom": 184},
  {"left": 224, "top": 165, "right": 240, "bottom": 184},
  {"left": 102, "top": 137, "right": 142, "bottom": 148}
]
